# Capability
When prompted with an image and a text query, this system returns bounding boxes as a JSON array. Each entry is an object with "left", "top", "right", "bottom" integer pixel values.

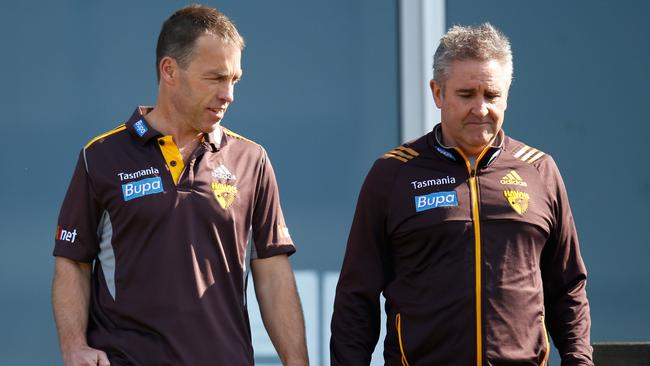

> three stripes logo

[
  {"left": 513, "top": 145, "right": 545, "bottom": 164},
  {"left": 212, "top": 164, "right": 237, "bottom": 181},
  {"left": 384, "top": 146, "right": 419, "bottom": 163},
  {"left": 500, "top": 170, "right": 528, "bottom": 186}
]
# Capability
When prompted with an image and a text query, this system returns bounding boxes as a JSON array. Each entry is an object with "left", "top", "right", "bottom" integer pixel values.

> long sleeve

[
  {"left": 330, "top": 160, "right": 393, "bottom": 366},
  {"left": 540, "top": 157, "right": 593, "bottom": 365}
]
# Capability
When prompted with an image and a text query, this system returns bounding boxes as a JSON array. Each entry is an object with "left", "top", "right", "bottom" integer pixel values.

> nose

[
  {"left": 471, "top": 99, "right": 489, "bottom": 117},
  {"left": 219, "top": 83, "right": 235, "bottom": 103}
]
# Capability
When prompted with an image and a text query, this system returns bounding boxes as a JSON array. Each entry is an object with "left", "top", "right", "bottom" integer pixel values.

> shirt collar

[
  {"left": 202, "top": 126, "right": 222, "bottom": 152},
  {"left": 125, "top": 106, "right": 160, "bottom": 145},
  {"left": 125, "top": 106, "right": 221, "bottom": 152}
]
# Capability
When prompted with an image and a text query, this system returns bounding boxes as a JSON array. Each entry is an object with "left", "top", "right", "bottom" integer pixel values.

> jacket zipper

[
  {"left": 455, "top": 148, "right": 489, "bottom": 366},
  {"left": 395, "top": 313, "right": 411, "bottom": 366}
]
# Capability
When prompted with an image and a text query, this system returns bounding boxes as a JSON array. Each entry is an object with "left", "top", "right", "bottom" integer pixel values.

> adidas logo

[
  {"left": 500, "top": 170, "right": 527, "bottom": 186},
  {"left": 513, "top": 145, "right": 545, "bottom": 163},
  {"left": 212, "top": 164, "right": 237, "bottom": 181},
  {"left": 384, "top": 145, "right": 419, "bottom": 163}
]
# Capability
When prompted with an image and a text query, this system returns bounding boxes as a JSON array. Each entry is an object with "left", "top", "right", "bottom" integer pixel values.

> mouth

[
  {"left": 465, "top": 120, "right": 492, "bottom": 125},
  {"left": 207, "top": 107, "right": 226, "bottom": 114}
]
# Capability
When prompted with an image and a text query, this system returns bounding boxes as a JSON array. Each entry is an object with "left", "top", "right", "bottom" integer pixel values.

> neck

[
  {"left": 145, "top": 103, "right": 203, "bottom": 149},
  {"left": 437, "top": 126, "right": 502, "bottom": 160}
]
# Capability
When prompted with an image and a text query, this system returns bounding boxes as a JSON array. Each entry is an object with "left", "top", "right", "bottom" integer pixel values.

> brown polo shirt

[{"left": 54, "top": 107, "right": 295, "bottom": 365}]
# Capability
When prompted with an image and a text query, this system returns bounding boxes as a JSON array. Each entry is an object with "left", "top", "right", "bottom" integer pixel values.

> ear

[
  {"left": 159, "top": 57, "right": 178, "bottom": 85},
  {"left": 430, "top": 79, "right": 444, "bottom": 108}
]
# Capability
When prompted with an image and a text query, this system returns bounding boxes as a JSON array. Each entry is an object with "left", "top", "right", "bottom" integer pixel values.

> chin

[{"left": 204, "top": 124, "right": 220, "bottom": 133}]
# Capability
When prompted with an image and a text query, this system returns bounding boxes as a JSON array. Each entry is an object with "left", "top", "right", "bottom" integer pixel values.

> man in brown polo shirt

[
  {"left": 331, "top": 23, "right": 593, "bottom": 365},
  {"left": 52, "top": 5, "right": 308, "bottom": 366}
]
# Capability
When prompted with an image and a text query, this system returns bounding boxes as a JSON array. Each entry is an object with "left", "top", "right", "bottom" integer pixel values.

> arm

[
  {"left": 540, "top": 158, "right": 593, "bottom": 365},
  {"left": 251, "top": 255, "right": 309, "bottom": 366},
  {"left": 52, "top": 256, "right": 110, "bottom": 366},
  {"left": 330, "top": 161, "right": 390, "bottom": 365}
]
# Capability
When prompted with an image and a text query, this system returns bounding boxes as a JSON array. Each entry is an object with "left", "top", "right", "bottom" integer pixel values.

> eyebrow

[{"left": 204, "top": 70, "right": 242, "bottom": 78}]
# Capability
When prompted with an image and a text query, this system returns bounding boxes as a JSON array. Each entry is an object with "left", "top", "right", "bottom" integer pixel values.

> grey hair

[{"left": 433, "top": 23, "right": 513, "bottom": 86}]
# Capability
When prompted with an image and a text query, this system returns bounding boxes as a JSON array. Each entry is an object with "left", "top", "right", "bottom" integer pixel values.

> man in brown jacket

[{"left": 331, "top": 23, "right": 592, "bottom": 365}]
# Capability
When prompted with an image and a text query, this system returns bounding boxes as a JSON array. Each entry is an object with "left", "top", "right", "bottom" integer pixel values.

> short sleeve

[
  {"left": 251, "top": 148, "right": 295, "bottom": 258},
  {"left": 53, "top": 150, "right": 102, "bottom": 262}
]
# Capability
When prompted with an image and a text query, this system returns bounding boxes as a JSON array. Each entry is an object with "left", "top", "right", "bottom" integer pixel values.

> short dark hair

[{"left": 155, "top": 4, "right": 245, "bottom": 81}]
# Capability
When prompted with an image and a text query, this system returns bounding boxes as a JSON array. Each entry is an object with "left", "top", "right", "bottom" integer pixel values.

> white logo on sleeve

[{"left": 56, "top": 226, "right": 78, "bottom": 243}]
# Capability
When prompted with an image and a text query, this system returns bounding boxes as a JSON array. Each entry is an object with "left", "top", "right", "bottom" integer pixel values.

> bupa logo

[
  {"left": 133, "top": 120, "right": 148, "bottom": 137},
  {"left": 122, "top": 177, "right": 163, "bottom": 201},
  {"left": 415, "top": 191, "right": 458, "bottom": 212},
  {"left": 56, "top": 226, "right": 78, "bottom": 243}
]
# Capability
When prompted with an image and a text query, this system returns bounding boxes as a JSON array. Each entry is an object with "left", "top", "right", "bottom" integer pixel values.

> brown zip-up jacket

[{"left": 331, "top": 126, "right": 592, "bottom": 365}]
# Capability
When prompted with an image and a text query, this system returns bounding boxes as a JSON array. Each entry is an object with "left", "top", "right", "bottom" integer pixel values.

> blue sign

[
  {"left": 134, "top": 120, "right": 148, "bottom": 137},
  {"left": 415, "top": 190, "right": 458, "bottom": 212},
  {"left": 122, "top": 177, "right": 163, "bottom": 201}
]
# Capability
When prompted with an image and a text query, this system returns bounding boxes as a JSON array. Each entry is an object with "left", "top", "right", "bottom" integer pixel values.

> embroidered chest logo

[
  {"left": 212, "top": 164, "right": 237, "bottom": 181},
  {"left": 500, "top": 170, "right": 527, "bottom": 186},
  {"left": 503, "top": 190, "right": 529, "bottom": 215},
  {"left": 211, "top": 183, "right": 238, "bottom": 209},
  {"left": 210, "top": 164, "right": 238, "bottom": 209}
]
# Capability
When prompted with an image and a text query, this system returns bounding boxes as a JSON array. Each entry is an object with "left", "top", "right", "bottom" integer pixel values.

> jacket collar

[{"left": 430, "top": 123, "right": 503, "bottom": 169}]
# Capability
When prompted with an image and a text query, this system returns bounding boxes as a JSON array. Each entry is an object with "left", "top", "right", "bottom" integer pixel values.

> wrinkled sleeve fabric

[
  {"left": 330, "top": 160, "right": 393, "bottom": 366},
  {"left": 251, "top": 147, "right": 296, "bottom": 259},
  {"left": 539, "top": 157, "right": 593, "bottom": 365},
  {"left": 53, "top": 150, "right": 102, "bottom": 262}
]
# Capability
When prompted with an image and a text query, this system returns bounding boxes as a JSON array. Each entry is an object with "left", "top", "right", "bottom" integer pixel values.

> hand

[{"left": 63, "top": 346, "right": 110, "bottom": 366}]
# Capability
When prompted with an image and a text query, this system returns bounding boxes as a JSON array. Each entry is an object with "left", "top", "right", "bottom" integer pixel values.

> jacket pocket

[{"left": 396, "top": 313, "right": 411, "bottom": 366}]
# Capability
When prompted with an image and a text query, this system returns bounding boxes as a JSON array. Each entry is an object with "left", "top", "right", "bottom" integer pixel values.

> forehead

[
  {"left": 446, "top": 59, "right": 510, "bottom": 89},
  {"left": 188, "top": 34, "right": 242, "bottom": 70}
]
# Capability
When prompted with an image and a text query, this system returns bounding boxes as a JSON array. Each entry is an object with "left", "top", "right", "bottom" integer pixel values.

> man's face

[
  {"left": 430, "top": 59, "right": 510, "bottom": 157},
  {"left": 172, "top": 34, "right": 242, "bottom": 133}
]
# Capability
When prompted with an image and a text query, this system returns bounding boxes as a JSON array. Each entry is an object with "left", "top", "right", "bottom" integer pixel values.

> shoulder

[
  {"left": 221, "top": 126, "right": 266, "bottom": 157},
  {"left": 365, "top": 135, "right": 428, "bottom": 191},
  {"left": 83, "top": 124, "right": 129, "bottom": 151},
  {"left": 379, "top": 134, "right": 427, "bottom": 166},
  {"left": 503, "top": 136, "right": 553, "bottom": 169},
  {"left": 222, "top": 127, "right": 260, "bottom": 147},
  {"left": 220, "top": 127, "right": 277, "bottom": 174},
  {"left": 503, "top": 136, "right": 550, "bottom": 166},
  {"left": 502, "top": 135, "right": 564, "bottom": 184}
]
